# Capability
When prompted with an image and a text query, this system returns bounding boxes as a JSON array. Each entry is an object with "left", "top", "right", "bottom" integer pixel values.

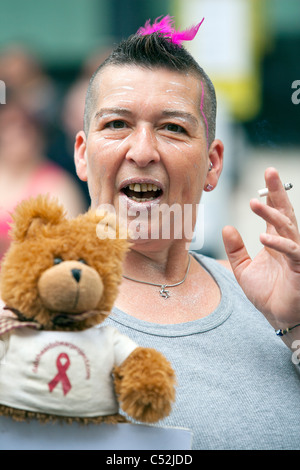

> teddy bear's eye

[
  {"left": 53, "top": 257, "right": 63, "bottom": 265},
  {"left": 78, "top": 259, "right": 87, "bottom": 265}
]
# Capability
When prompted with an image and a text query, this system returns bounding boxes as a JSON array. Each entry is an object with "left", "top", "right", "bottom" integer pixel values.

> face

[{"left": 75, "top": 65, "right": 223, "bottom": 247}]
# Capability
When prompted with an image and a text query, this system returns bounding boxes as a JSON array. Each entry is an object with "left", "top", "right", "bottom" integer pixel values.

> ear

[
  {"left": 74, "top": 130, "right": 88, "bottom": 182},
  {"left": 203, "top": 139, "right": 224, "bottom": 192},
  {"left": 11, "top": 195, "right": 66, "bottom": 241}
]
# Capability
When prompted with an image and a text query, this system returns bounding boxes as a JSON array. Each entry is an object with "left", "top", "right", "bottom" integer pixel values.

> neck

[{"left": 123, "top": 241, "right": 191, "bottom": 285}]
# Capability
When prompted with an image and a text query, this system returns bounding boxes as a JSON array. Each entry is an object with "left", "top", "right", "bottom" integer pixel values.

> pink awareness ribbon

[{"left": 48, "top": 352, "right": 72, "bottom": 396}]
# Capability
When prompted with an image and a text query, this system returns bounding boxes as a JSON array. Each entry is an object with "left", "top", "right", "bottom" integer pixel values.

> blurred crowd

[{"left": 0, "top": 44, "right": 111, "bottom": 261}]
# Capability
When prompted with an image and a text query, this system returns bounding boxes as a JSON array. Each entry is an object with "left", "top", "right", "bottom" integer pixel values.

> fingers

[
  {"left": 251, "top": 167, "right": 300, "bottom": 267},
  {"left": 250, "top": 198, "right": 299, "bottom": 242},
  {"left": 222, "top": 225, "right": 251, "bottom": 282},
  {"left": 222, "top": 167, "right": 299, "bottom": 278},
  {"left": 259, "top": 232, "right": 300, "bottom": 268},
  {"left": 264, "top": 167, "right": 297, "bottom": 223}
]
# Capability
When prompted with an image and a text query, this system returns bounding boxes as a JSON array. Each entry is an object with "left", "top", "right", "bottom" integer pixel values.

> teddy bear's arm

[{"left": 114, "top": 347, "right": 176, "bottom": 423}]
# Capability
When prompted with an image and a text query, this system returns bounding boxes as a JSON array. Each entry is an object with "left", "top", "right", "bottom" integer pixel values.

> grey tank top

[{"left": 104, "top": 252, "right": 300, "bottom": 450}]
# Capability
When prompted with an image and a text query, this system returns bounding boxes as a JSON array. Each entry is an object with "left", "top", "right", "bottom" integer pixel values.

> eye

[
  {"left": 105, "top": 120, "right": 127, "bottom": 129},
  {"left": 78, "top": 259, "right": 87, "bottom": 265},
  {"left": 165, "top": 123, "right": 185, "bottom": 133},
  {"left": 53, "top": 257, "right": 63, "bottom": 265}
]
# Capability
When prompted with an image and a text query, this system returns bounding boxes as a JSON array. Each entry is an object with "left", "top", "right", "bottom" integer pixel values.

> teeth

[
  {"left": 131, "top": 196, "right": 155, "bottom": 202},
  {"left": 124, "top": 182, "right": 161, "bottom": 202},
  {"left": 127, "top": 183, "right": 159, "bottom": 193}
]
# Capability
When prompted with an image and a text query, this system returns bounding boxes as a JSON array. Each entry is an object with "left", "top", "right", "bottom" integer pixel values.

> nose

[
  {"left": 125, "top": 125, "right": 160, "bottom": 167},
  {"left": 71, "top": 268, "right": 81, "bottom": 283}
]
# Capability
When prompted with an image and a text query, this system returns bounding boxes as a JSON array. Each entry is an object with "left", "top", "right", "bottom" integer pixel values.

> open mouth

[{"left": 121, "top": 182, "right": 163, "bottom": 202}]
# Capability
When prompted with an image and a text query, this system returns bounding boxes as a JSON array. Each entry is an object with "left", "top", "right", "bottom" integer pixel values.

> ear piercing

[{"left": 206, "top": 163, "right": 214, "bottom": 191}]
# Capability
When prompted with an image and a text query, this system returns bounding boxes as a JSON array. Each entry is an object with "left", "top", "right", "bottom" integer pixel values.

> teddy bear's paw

[
  {"left": 120, "top": 387, "right": 174, "bottom": 423},
  {"left": 114, "top": 347, "right": 176, "bottom": 423}
]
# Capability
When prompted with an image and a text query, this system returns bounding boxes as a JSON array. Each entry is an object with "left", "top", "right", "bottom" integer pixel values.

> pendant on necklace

[{"left": 159, "top": 285, "right": 170, "bottom": 299}]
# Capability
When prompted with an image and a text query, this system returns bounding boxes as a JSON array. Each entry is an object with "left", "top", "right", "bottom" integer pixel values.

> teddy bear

[{"left": 0, "top": 195, "right": 176, "bottom": 425}]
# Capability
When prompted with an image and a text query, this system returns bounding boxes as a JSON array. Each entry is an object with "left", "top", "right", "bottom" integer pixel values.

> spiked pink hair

[{"left": 137, "top": 15, "right": 204, "bottom": 47}]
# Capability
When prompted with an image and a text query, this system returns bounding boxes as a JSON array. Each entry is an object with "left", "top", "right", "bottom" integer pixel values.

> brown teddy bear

[{"left": 0, "top": 195, "right": 176, "bottom": 425}]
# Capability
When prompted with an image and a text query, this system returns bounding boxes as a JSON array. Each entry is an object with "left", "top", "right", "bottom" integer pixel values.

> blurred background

[{"left": 0, "top": 0, "right": 299, "bottom": 260}]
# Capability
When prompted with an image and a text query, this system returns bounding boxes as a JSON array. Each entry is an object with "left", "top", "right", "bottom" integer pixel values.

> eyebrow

[
  {"left": 93, "top": 107, "right": 199, "bottom": 127},
  {"left": 161, "top": 110, "right": 199, "bottom": 127},
  {"left": 94, "top": 107, "right": 132, "bottom": 121}
]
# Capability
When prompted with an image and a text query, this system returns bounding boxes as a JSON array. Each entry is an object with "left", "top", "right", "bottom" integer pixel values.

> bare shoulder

[{"left": 217, "top": 259, "right": 232, "bottom": 271}]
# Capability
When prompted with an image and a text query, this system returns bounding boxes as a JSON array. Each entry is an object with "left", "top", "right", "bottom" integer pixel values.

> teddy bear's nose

[{"left": 71, "top": 268, "right": 82, "bottom": 283}]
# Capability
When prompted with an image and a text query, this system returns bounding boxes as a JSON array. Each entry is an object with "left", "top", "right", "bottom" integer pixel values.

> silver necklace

[{"left": 122, "top": 255, "right": 191, "bottom": 299}]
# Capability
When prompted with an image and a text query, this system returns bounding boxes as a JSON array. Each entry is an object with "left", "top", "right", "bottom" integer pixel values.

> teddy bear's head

[{"left": 0, "top": 196, "right": 129, "bottom": 331}]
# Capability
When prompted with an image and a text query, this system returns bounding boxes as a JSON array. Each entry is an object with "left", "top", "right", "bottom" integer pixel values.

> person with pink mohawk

[{"left": 73, "top": 16, "right": 300, "bottom": 450}]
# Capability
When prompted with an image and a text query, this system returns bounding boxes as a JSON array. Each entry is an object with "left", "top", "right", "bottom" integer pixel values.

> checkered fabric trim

[{"left": 0, "top": 315, "right": 41, "bottom": 336}]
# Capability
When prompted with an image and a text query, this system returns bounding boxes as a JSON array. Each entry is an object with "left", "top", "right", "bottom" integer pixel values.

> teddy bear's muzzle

[{"left": 37, "top": 260, "right": 103, "bottom": 314}]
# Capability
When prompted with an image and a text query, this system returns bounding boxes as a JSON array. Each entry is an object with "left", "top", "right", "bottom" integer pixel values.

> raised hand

[{"left": 222, "top": 167, "right": 300, "bottom": 332}]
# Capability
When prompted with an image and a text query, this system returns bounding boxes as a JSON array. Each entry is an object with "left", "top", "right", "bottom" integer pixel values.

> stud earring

[{"left": 206, "top": 184, "right": 214, "bottom": 191}]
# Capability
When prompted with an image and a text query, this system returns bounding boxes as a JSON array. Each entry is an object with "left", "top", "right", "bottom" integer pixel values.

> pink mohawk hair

[{"left": 137, "top": 15, "right": 204, "bottom": 47}]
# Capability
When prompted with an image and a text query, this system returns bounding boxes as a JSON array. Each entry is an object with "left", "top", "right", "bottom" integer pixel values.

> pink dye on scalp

[
  {"left": 137, "top": 15, "right": 204, "bottom": 47},
  {"left": 200, "top": 80, "right": 209, "bottom": 149}
]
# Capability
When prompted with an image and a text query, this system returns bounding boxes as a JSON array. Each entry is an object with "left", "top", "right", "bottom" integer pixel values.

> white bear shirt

[{"left": 0, "top": 326, "right": 138, "bottom": 417}]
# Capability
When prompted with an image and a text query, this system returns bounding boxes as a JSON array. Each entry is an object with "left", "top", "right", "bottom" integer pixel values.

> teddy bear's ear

[{"left": 10, "top": 195, "right": 67, "bottom": 241}]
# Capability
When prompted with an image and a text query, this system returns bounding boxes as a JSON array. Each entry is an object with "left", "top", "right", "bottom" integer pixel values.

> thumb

[{"left": 222, "top": 225, "right": 252, "bottom": 283}]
